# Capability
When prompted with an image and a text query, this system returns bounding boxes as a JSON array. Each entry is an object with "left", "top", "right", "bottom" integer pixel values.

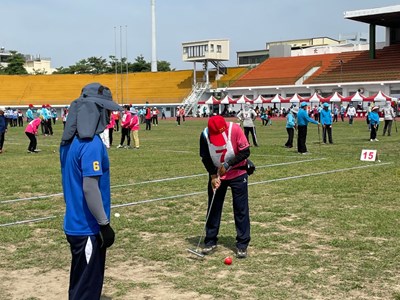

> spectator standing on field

[
  {"left": 297, "top": 102, "right": 320, "bottom": 154},
  {"left": 152, "top": 107, "right": 159, "bottom": 126},
  {"left": 340, "top": 104, "right": 346, "bottom": 122},
  {"left": 369, "top": 106, "right": 380, "bottom": 141},
  {"left": 237, "top": 103, "right": 258, "bottom": 147},
  {"left": 320, "top": 103, "right": 333, "bottom": 144},
  {"left": 145, "top": 106, "right": 152, "bottom": 130},
  {"left": 117, "top": 105, "right": 132, "bottom": 148},
  {"left": 0, "top": 109, "right": 7, "bottom": 153},
  {"left": 112, "top": 111, "right": 120, "bottom": 131},
  {"left": 161, "top": 107, "right": 166, "bottom": 119},
  {"left": 60, "top": 83, "right": 120, "bottom": 300},
  {"left": 199, "top": 115, "right": 251, "bottom": 259},
  {"left": 62, "top": 106, "right": 69, "bottom": 129},
  {"left": 176, "top": 106, "right": 181, "bottom": 126},
  {"left": 17, "top": 109, "right": 24, "bottom": 127},
  {"left": 347, "top": 103, "right": 356, "bottom": 125},
  {"left": 129, "top": 109, "right": 140, "bottom": 149},
  {"left": 382, "top": 101, "right": 396, "bottom": 136},
  {"left": 284, "top": 107, "right": 298, "bottom": 148},
  {"left": 26, "top": 104, "right": 34, "bottom": 123},
  {"left": 333, "top": 105, "right": 338, "bottom": 122}
]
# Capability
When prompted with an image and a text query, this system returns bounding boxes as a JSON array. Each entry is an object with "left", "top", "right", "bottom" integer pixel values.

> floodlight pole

[{"left": 151, "top": 0, "right": 157, "bottom": 72}]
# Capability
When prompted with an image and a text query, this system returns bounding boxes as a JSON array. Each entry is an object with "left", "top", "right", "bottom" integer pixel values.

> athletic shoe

[
  {"left": 370, "top": 139, "right": 374, "bottom": 142},
  {"left": 117, "top": 145, "right": 124, "bottom": 148},
  {"left": 374, "top": 139, "right": 379, "bottom": 141},
  {"left": 201, "top": 245, "right": 217, "bottom": 255},
  {"left": 126, "top": 145, "right": 132, "bottom": 149},
  {"left": 236, "top": 248, "right": 248, "bottom": 259}
]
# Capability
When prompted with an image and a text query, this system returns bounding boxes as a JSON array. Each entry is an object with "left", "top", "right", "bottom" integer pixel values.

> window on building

[
  {"left": 217, "top": 45, "right": 222, "bottom": 53},
  {"left": 210, "top": 44, "right": 214, "bottom": 52}
]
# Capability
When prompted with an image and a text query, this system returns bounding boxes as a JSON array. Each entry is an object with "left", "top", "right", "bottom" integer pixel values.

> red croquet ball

[{"left": 224, "top": 256, "right": 232, "bottom": 265}]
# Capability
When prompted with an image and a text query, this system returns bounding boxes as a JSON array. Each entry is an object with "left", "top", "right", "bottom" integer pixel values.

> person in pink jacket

[
  {"left": 25, "top": 117, "right": 42, "bottom": 153},
  {"left": 129, "top": 109, "right": 140, "bottom": 149},
  {"left": 117, "top": 105, "right": 132, "bottom": 149}
]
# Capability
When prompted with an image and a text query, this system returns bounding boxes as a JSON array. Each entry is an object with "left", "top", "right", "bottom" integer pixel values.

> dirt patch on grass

[{"left": 0, "top": 260, "right": 214, "bottom": 300}]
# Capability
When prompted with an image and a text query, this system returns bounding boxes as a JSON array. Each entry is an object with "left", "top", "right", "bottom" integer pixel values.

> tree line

[{"left": 0, "top": 51, "right": 172, "bottom": 75}]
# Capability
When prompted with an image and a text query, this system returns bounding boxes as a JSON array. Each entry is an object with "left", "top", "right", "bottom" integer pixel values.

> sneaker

[
  {"left": 201, "top": 245, "right": 217, "bottom": 255},
  {"left": 34, "top": 149, "right": 41, "bottom": 152},
  {"left": 370, "top": 139, "right": 374, "bottom": 142},
  {"left": 236, "top": 248, "right": 248, "bottom": 259},
  {"left": 117, "top": 145, "right": 124, "bottom": 149},
  {"left": 126, "top": 145, "right": 132, "bottom": 149},
  {"left": 374, "top": 139, "right": 379, "bottom": 142}
]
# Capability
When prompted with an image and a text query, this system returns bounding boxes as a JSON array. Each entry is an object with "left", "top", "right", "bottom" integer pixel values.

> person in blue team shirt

[
  {"left": 297, "top": 102, "right": 320, "bottom": 154},
  {"left": 26, "top": 104, "right": 34, "bottom": 122},
  {"left": 284, "top": 106, "right": 298, "bottom": 148},
  {"left": 60, "top": 83, "right": 122, "bottom": 300},
  {"left": 320, "top": 103, "right": 333, "bottom": 144},
  {"left": 368, "top": 106, "right": 380, "bottom": 142}
]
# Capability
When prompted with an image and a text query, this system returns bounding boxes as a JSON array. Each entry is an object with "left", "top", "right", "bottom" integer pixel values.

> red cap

[
  {"left": 208, "top": 115, "right": 228, "bottom": 146},
  {"left": 29, "top": 104, "right": 33, "bottom": 107}
]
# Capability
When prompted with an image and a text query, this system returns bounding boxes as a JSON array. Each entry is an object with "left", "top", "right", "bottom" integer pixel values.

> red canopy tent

[
  {"left": 234, "top": 95, "right": 253, "bottom": 104},
  {"left": 342, "top": 91, "right": 367, "bottom": 102},
  {"left": 307, "top": 92, "right": 328, "bottom": 103},
  {"left": 286, "top": 93, "right": 306, "bottom": 103},
  {"left": 364, "top": 91, "right": 393, "bottom": 102},
  {"left": 270, "top": 94, "right": 288, "bottom": 103},
  {"left": 220, "top": 95, "right": 235, "bottom": 104},
  {"left": 324, "top": 91, "right": 345, "bottom": 103}
]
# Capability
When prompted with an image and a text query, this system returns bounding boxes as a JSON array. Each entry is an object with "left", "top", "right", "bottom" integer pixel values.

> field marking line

[
  {"left": 0, "top": 216, "right": 57, "bottom": 227},
  {"left": 0, "top": 158, "right": 325, "bottom": 204},
  {"left": 0, "top": 162, "right": 392, "bottom": 227}
]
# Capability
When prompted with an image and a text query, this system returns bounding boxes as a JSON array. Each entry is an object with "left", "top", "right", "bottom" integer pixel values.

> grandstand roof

[{"left": 344, "top": 5, "right": 400, "bottom": 28}]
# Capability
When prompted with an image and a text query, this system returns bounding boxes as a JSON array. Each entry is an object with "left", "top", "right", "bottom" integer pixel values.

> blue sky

[{"left": 1, "top": 0, "right": 397, "bottom": 70}]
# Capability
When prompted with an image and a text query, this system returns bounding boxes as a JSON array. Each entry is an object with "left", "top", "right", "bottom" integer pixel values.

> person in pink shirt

[
  {"left": 25, "top": 116, "right": 42, "bottom": 153},
  {"left": 199, "top": 115, "right": 252, "bottom": 259},
  {"left": 117, "top": 105, "right": 132, "bottom": 149},
  {"left": 129, "top": 109, "right": 140, "bottom": 149}
]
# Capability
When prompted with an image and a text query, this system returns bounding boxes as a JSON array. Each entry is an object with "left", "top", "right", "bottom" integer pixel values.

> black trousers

[
  {"left": 297, "top": 125, "right": 308, "bottom": 153},
  {"left": 285, "top": 128, "right": 294, "bottom": 148},
  {"left": 120, "top": 127, "right": 131, "bottom": 146},
  {"left": 244, "top": 126, "right": 258, "bottom": 146},
  {"left": 322, "top": 125, "right": 333, "bottom": 143},
  {"left": 0, "top": 132, "right": 5, "bottom": 150},
  {"left": 145, "top": 119, "right": 151, "bottom": 130},
  {"left": 66, "top": 235, "right": 106, "bottom": 300},
  {"left": 383, "top": 120, "right": 393, "bottom": 136},
  {"left": 25, "top": 132, "right": 37, "bottom": 152},
  {"left": 109, "top": 128, "right": 114, "bottom": 146},
  {"left": 204, "top": 173, "right": 251, "bottom": 250},
  {"left": 370, "top": 125, "right": 379, "bottom": 140}
]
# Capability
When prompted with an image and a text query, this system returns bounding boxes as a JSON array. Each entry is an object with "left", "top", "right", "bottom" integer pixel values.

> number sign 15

[{"left": 360, "top": 150, "right": 377, "bottom": 162}]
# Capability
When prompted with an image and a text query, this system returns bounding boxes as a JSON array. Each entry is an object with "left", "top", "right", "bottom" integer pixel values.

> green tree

[
  {"left": 157, "top": 60, "right": 172, "bottom": 71},
  {"left": 4, "top": 51, "right": 27, "bottom": 75},
  {"left": 131, "top": 55, "right": 151, "bottom": 72}
]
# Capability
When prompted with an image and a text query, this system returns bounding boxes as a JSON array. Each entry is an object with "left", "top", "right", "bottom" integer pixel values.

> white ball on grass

[{"left": 114, "top": 213, "right": 120, "bottom": 218}]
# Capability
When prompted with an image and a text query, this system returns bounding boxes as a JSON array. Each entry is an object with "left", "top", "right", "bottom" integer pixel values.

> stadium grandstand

[{"left": 0, "top": 4, "right": 399, "bottom": 117}]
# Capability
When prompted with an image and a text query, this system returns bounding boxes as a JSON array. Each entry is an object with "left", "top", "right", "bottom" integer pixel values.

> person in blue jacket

[
  {"left": 368, "top": 106, "right": 380, "bottom": 142},
  {"left": 297, "top": 102, "right": 320, "bottom": 154},
  {"left": 60, "top": 83, "right": 122, "bottom": 300},
  {"left": 0, "top": 109, "right": 7, "bottom": 153},
  {"left": 284, "top": 106, "right": 298, "bottom": 148},
  {"left": 320, "top": 103, "right": 333, "bottom": 144}
]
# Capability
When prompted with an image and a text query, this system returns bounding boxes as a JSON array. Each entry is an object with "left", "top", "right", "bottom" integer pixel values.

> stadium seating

[
  {"left": 305, "top": 44, "right": 400, "bottom": 84},
  {"left": 230, "top": 54, "right": 338, "bottom": 87}
]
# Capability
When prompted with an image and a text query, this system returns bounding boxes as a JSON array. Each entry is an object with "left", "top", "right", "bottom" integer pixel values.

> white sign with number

[{"left": 360, "top": 149, "right": 377, "bottom": 161}]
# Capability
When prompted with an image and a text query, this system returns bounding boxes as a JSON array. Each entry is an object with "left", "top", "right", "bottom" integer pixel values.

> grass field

[{"left": 0, "top": 116, "right": 399, "bottom": 300}]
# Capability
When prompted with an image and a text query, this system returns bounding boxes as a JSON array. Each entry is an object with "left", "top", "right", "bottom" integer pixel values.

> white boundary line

[
  {"left": 0, "top": 158, "right": 325, "bottom": 204},
  {"left": 0, "top": 216, "right": 57, "bottom": 227},
  {"left": 0, "top": 162, "right": 391, "bottom": 227}
]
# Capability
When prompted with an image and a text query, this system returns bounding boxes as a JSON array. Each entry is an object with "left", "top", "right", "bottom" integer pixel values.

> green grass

[{"left": 0, "top": 117, "right": 400, "bottom": 299}]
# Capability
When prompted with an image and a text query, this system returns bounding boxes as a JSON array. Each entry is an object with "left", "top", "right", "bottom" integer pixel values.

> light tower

[{"left": 151, "top": 0, "right": 157, "bottom": 72}]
